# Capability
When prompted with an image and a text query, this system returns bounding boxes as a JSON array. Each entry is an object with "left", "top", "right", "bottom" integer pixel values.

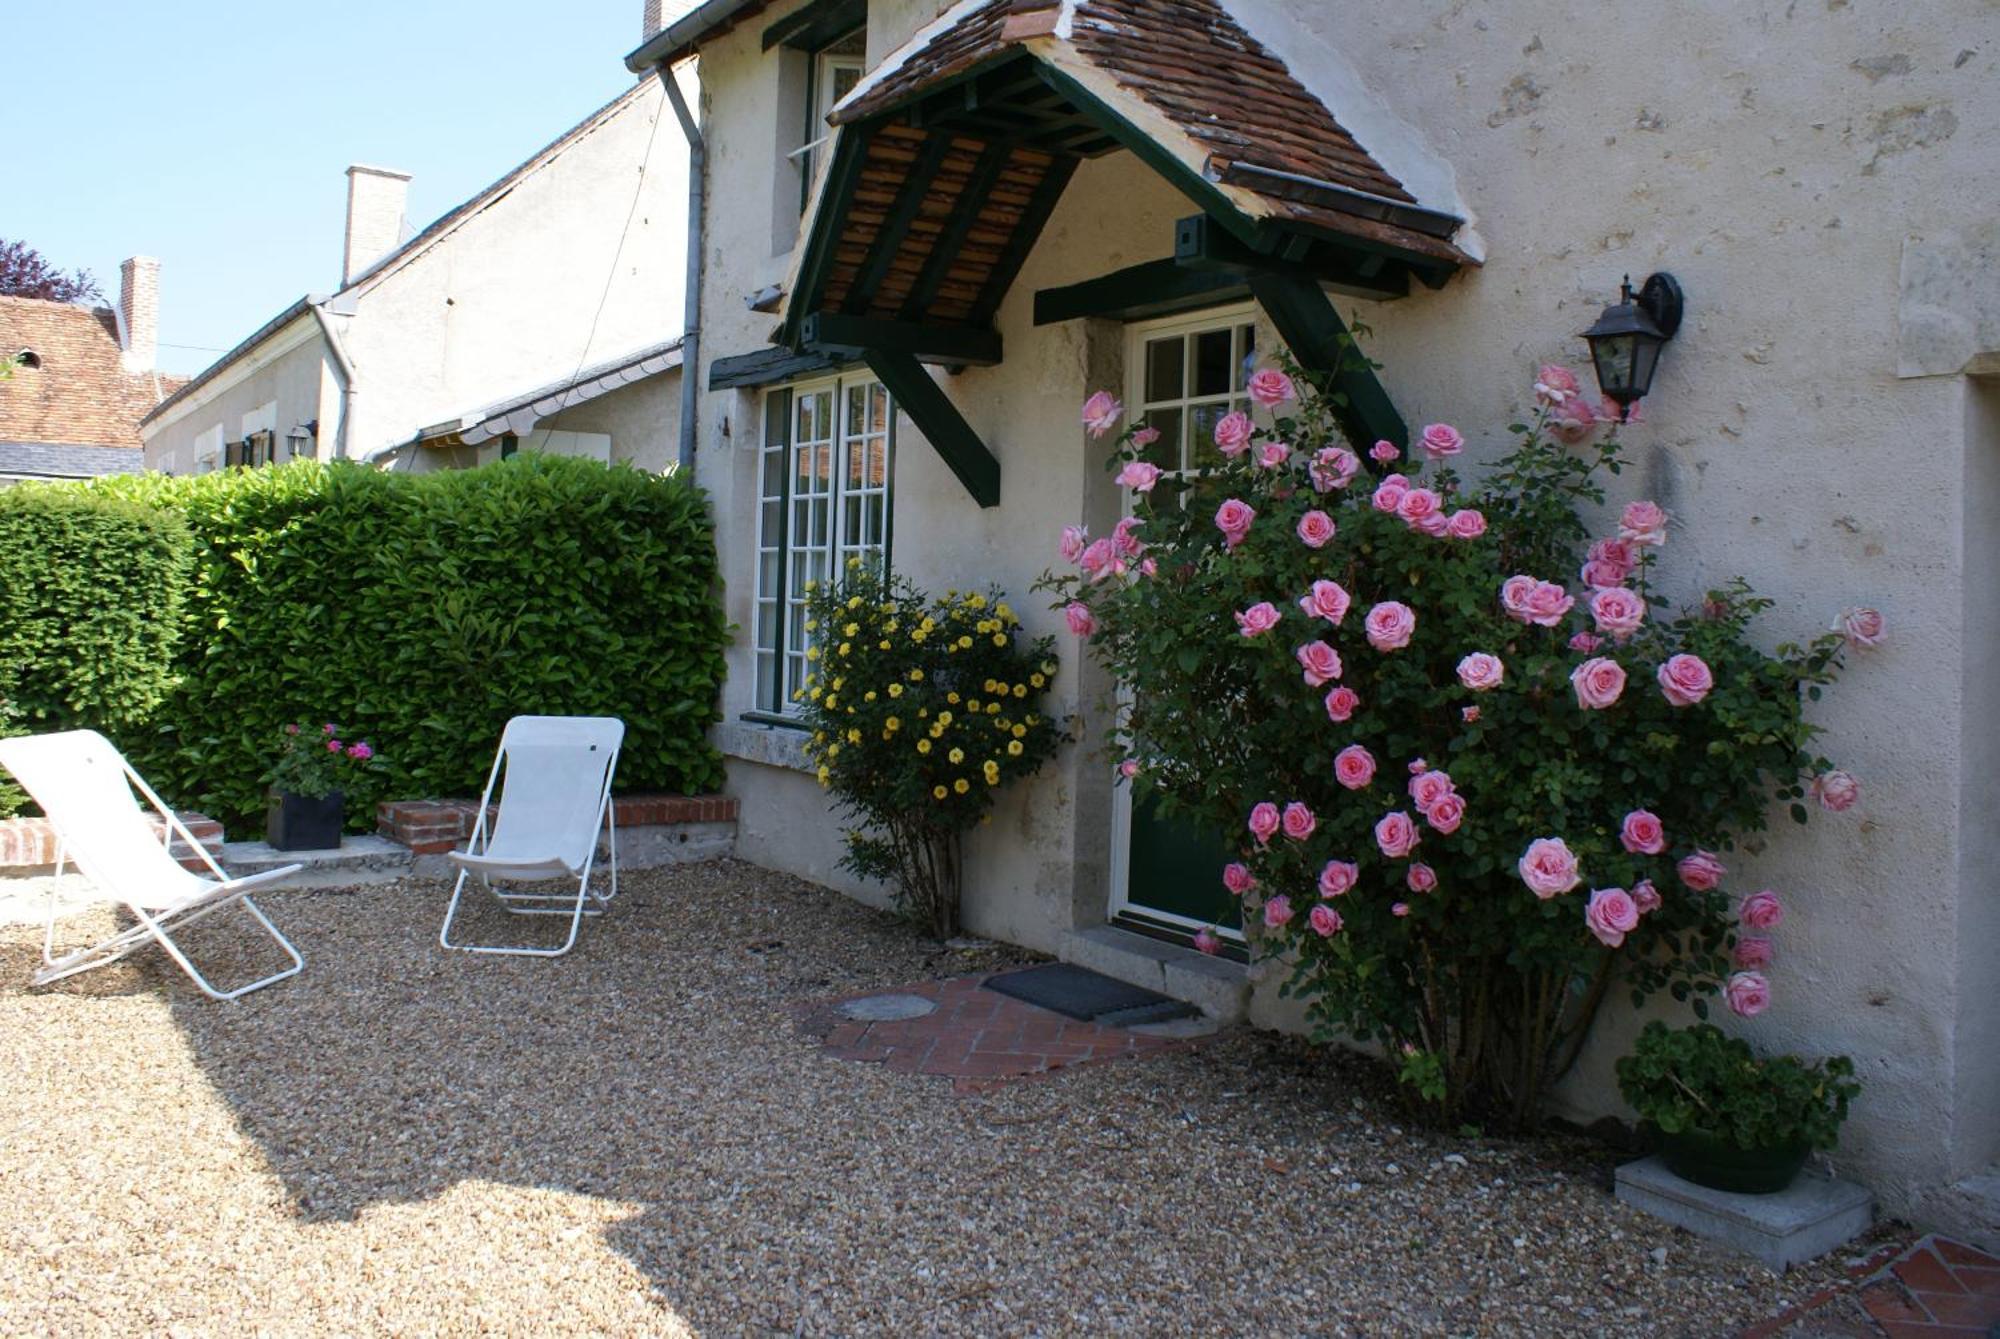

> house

[
  {"left": 0, "top": 259, "right": 184, "bottom": 483},
  {"left": 141, "top": 57, "right": 698, "bottom": 478},
  {"left": 626, "top": 0, "right": 2000, "bottom": 1239}
]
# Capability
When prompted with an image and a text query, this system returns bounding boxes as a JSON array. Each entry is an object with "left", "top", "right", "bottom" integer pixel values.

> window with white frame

[
  {"left": 1123, "top": 305, "right": 1261, "bottom": 479},
  {"left": 792, "top": 29, "right": 866, "bottom": 210},
  {"left": 753, "top": 372, "right": 893, "bottom": 715}
]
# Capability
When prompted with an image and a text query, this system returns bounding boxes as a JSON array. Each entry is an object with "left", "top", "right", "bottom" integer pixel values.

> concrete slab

[
  {"left": 1615, "top": 1154, "right": 1875, "bottom": 1271},
  {"left": 222, "top": 836, "right": 415, "bottom": 889},
  {"left": 1060, "top": 924, "right": 1249, "bottom": 1023}
]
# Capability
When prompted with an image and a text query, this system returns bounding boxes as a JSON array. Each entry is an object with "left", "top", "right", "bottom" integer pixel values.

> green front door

[{"left": 1121, "top": 790, "right": 1241, "bottom": 940}]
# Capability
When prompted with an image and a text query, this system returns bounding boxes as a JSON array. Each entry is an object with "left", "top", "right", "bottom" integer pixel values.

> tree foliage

[{"left": 0, "top": 239, "right": 104, "bottom": 303}]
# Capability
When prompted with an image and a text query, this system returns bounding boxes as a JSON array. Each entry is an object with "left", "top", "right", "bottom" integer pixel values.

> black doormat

[{"left": 982, "top": 963, "right": 1197, "bottom": 1026}]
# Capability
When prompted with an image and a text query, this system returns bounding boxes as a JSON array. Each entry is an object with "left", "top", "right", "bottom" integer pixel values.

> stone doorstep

[
  {"left": 1059, "top": 923, "right": 1250, "bottom": 1024},
  {"left": 1615, "top": 1154, "right": 1876, "bottom": 1272},
  {"left": 0, "top": 813, "right": 223, "bottom": 874}
]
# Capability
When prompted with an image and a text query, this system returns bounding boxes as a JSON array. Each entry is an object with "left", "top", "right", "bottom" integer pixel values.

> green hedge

[{"left": 2, "top": 456, "right": 728, "bottom": 828}]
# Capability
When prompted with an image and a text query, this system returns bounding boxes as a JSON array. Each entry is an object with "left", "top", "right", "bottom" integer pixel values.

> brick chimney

[
  {"left": 643, "top": 0, "right": 664, "bottom": 43},
  {"left": 118, "top": 256, "right": 159, "bottom": 374},
  {"left": 342, "top": 164, "right": 412, "bottom": 286}
]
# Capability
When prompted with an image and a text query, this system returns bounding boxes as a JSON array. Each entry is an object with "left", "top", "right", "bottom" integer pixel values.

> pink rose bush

[{"left": 1041, "top": 355, "right": 1862, "bottom": 1125}]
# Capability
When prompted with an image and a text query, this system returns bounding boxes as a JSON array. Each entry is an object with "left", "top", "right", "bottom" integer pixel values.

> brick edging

[
  {"left": 0, "top": 813, "right": 224, "bottom": 873},
  {"left": 377, "top": 793, "right": 738, "bottom": 855}
]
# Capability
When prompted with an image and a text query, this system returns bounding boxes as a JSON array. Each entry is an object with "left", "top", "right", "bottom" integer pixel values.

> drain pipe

[
  {"left": 654, "top": 62, "right": 703, "bottom": 474},
  {"left": 310, "top": 302, "right": 358, "bottom": 459}
]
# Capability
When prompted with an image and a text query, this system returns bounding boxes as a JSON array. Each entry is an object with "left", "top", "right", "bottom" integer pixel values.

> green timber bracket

[
  {"left": 1247, "top": 271, "right": 1408, "bottom": 454},
  {"left": 863, "top": 349, "right": 1001, "bottom": 508}
]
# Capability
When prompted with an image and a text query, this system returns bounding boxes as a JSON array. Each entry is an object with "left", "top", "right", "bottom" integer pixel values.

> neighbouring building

[
  {"left": 141, "top": 63, "right": 698, "bottom": 478},
  {"left": 626, "top": 0, "right": 2000, "bottom": 1242},
  {"left": 0, "top": 259, "right": 185, "bottom": 483}
]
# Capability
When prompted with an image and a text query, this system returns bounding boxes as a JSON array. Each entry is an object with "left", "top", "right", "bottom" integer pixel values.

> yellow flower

[
  {"left": 804, "top": 579, "right": 817, "bottom": 593},
  {"left": 1007, "top": 740, "right": 1023, "bottom": 757},
  {"left": 948, "top": 747, "right": 965, "bottom": 764},
  {"left": 824, "top": 694, "right": 837, "bottom": 708},
  {"left": 843, "top": 622, "right": 859, "bottom": 637},
  {"left": 983, "top": 760, "right": 1001, "bottom": 784},
  {"left": 967, "top": 594, "right": 987, "bottom": 609},
  {"left": 966, "top": 698, "right": 981, "bottom": 713},
  {"left": 846, "top": 556, "right": 862, "bottom": 570},
  {"left": 908, "top": 669, "right": 924, "bottom": 682},
  {"left": 1029, "top": 673, "right": 1045, "bottom": 688},
  {"left": 936, "top": 711, "right": 954, "bottom": 727},
  {"left": 878, "top": 640, "right": 891, "bottom": 650},
  {"left": 992, "top": 635, "right": 1007, "bottom": 647},
  {"left": 1040, "top": 662, "right": 1057, "bottom": 677},
  {"left": 947, "top": 692, "right": 961, "bottom": 705},
  {"left": 884, "top": 619, "right": 899, "bottom": 633},
  {"left": 911, "top": 630, "right": 927, "bottom": 644},
  {"left": 920, "top": 617, "right": 936, "bottom": 634},
  {"left": 958, "top": 636, "right": 973, "bottom": 649},
  {"left": 885, "top": 715, "right": 900, "bottom": 731},
  {"left": 864, "top": 690, "right": 877, "bottom": 703},
  {"left": 1012, "top": 684, "right": 1027, "bottom": 698},
  {"left": 917, "top": 739, "right": 932, "bottom": 754},
  {"left": 846, "top": 729, "right": 862, "bottom": 745},
  {"left": 917, "top": 707, "right": 928, "bottom": 718},
  {"left": 805, "top": 647, "right": 820, "bottom": 661},
  {"left": 929, "top": 723, "right": 944, "bottom": 739},
  {"left": 888, "top": 683, "right": 903, "bottom": 698},
  {"left": 995, "top": 603, "right": 1014, "bottom": 622},
  {"left": 933, "top": 785, "right": 948, "bottom": 800},
  {"left": 983, "top": 680, "right": 997, "bottom": 694},
  {"left": 1011, "top": 724, "right": 1026, "bottom": 738},
  {"left": 985, "top": 703, "right": 1000, "bottom": 715},
  {"left": 809, "top": 686, "right": 824, "bottom": 702},
  {"left": 837, "top": 642, "right": 851, "bottom": 657},
  {"left": 826, "top": 744, "right": 840, "bottom": 759},
  {"left": 816, "top": 765, "right": 830, "bottom": 787},
  {"left": 953, "top": 778, "right": 969, "bottom": 795},
  {"left": 812, "top": 730, "right": 826, "bottom": 743},
  {"left": 847, "top": 596, "right": 862, "bottom": 610},
  {"left": 804, "top": 619, "right": 818, "bottom": 632}
]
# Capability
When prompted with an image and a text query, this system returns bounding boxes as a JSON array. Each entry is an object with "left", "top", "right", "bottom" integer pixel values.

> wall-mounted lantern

[{"left": 1582, "top": 272, "right": 1684, "bottom": 421}]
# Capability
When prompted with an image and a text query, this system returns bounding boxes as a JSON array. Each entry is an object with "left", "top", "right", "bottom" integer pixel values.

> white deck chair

[
  {"left": 0, "top": 729, "right": 304, "bottom": 1001},
  {"left": 439, "top": 715, "right": 624, "bottom": 958}
]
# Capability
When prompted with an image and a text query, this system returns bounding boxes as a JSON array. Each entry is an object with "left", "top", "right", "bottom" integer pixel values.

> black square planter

[{"left": 266, "top": 789, "right": 344, "bottom": 851}]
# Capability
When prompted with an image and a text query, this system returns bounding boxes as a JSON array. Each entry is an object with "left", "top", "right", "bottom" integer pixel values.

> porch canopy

[{"left": 772, "top": 0, "right": 1480, "bottom": 506}]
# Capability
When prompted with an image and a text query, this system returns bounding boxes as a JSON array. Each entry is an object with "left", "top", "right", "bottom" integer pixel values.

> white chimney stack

[
  {"left": 342, "top": 164, "right": 412, "bottom": 286},
  {"left": 118, "top": 256, "right": 159, "bottom": 374},
  {"left": 643, "top": 0, "right": 664, "bottom": 43}
]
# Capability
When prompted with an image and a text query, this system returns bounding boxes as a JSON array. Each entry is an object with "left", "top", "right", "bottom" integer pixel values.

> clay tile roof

[{"left": 0, "top": 296, "right": 186, "bottom": 453}]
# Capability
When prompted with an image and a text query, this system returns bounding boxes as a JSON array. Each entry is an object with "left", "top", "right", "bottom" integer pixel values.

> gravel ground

[{"left": 0, "top": 859, "right": 1901, "bottom": 1337}]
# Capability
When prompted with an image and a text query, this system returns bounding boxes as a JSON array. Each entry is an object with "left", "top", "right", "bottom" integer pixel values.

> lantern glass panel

[{"left": 1591, "top": 333, "right": 1637, "bottom": 396}]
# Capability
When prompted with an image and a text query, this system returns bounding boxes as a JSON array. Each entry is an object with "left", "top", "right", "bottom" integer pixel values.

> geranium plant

[
  {"left": 1617, "top": 1021, "right": 1859, "bottom": 1152},
  {"left": 799, "top": 561, "right": 1063, "bottom": 938},
  {"left": 265, "top": 722, "right": 379, "bottom": 800},
  {"left": 1042, "top": 352, "right": 1875, "bottom": 1128}
]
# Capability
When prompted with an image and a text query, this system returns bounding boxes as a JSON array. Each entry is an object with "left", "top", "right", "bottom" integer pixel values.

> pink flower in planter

[
  {"left": 1812, "top": 770, "right": 1860, "bottom": 812},
  {"left": 1299, "top": 579, "right": 1351, "bottom": 624},
  {"left": 1324, "top": 685, "right": 1360, "bottom": 722},
  {"left": 1734, "top": 936, "right": 1775, "bottom": 969},
  {"left": 1296, "top": 509, "right": 1337, "bottom": 549},
  {"left": 1447, "top": 509, "right": 1488, "bottom": 540},
  {"left": 1424, "top": 794, "right": 1465, "bottom": 835},
  {"left": 1247, "top": 367, "right": 1296, "bottom": 407},
  {"left": 285, "top": 723, "right": 301, "bottom": 735},
  {"left": 1619, "top": 500, "right": 1669, "bottom": 548},
  {"left": 1409, "top": 770, "right": 1455, "bottom": 814},
  {"left": 1115, "top": 460, "right": 1163, "bottom": 493},
  {"left": 1318, "top": 860, "right": 1359, "bottom": 898},
  {"left": 1570, "top": 657, "right": 1627, "bottom": 710},
  {"left": 1725, "top": 971, "right": 1771, "bottom": 1017},
  {"left": 1222, "top": 862, "right": 1256, "bottom": 896},
  {"left": 1059, "top": 524, "right": 1088, "bottom": 563},
  {"left": 1248, "top": 802, "right": 1281, "bottom": 845},
  {"left": 1296, "top": 640, "right": 1343, "bottom": 687},
  {"left": 1235, "top": 601, "right": 1280, "bottom": 637},
  {"left": 1263, "top": 894, "right": 1295, "bottom": 929},
  {"left": 1632, "top": 879, "right": 1662, "bottom": 914},
  {"left": 1590, "top": 587, "right": 1646, "bottom": 641},
  {"left": 1213, "top": 410, "right": 1254, "bottom": 456},
  {"left": 1365, "top": 601, "right": 1417, "bottom": 651},
  {"left": 1368, "top": 440, "right": 1401, "bottom": 464},
  {"left": 1569, "top": 631, "right": 1603, "bottom": 654},
  {"left": 1334, "top": 744, "right": 1377, "bottom": 790},
  {"left": 347, "top": 742, "right": 374, "bottom": 760},
  {"left": 1620, "top": 809, "right": 1666, "bottom": 855},
  {"left": 1214, "top": 498, "right": 1256, "bottom": 548},
  {"left": 1281, "top": 801, "right": 1317, "bottom": 841},
  {"left": 1419, "top": 423, "right": 1464, "bottom": 459},
  {"left": 1397, "top": 487, "right": 1443, "bottom": 528},
  {"left": 1678, "top": 849, "right": 1726, "bottom": 891},
  {"left": 1739, "top": 890, "right": 1785, "bottom": 930},
  {"left": 1256, "top": 440, "right": 1292, "bottom": 470},
  {"left": 1310, "top": 447, "right": 1360, "bottom": 492},
  {"left": 1082, "top": 390, "right": 1123, "bottom": 438},
  {"left": 1406, "top": 862, "right": 1437, "bottom": 892},
  {"left": 1457, "top": 652, "right": 1504, "bottom": 691},
  {"left": 1308, "top": 902, "right": 1343, "bottom": 936},
  {"left": 1064, "top": 602, "right": 1096, "bottom": 637},
  {"left": 1371, "top": 475, "right": 1410, "bottom": 514},
  {"left": 1657, "top": 653, "right": 1714, "bottom": 706},
  {"left": 326, "top": 740, "right": 343, "bottom": 753},
  {"left": 1836, "top": 607, "right": 1886, "bottom": 650},
  {"left": 1131, "top": 425, "right": 1161, "bottom": 449},
  {"left": 1585, "top": 887, "right": 1640, "bottom": 948},
  {"left": 1518, "top": 837, "right": 1582, "bottom": 899},
  {"left": 1534, "top": 364, "right": 1582, "bottom": 406},
  {"left": 1193, "top": 926, "right": 1223, "bottom": 955},
  {"left": 1375, "top": 811, "right": 1421, "bottom": 859}
]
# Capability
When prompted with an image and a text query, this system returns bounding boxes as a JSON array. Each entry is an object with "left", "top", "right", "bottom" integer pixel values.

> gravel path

[{"left": 0, "top": 859, "right": 1900, "bottom": 1336}]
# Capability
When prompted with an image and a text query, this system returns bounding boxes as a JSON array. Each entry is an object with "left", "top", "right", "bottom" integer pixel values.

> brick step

[
  {"left": 378, "top": 793, "right": 738, "bottom": 855},
  {"left": 0, "top": 813, "right": 225, "bottom": 873}
]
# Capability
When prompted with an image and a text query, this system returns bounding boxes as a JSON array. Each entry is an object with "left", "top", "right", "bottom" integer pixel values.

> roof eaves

[
  {"left": 138, "top": 295, "right": 323, "bottom": 427},
  {"left": 457, "top": 336, "right": 687, "bottom": 445},
  {"left": 624, "top": 0, "right": 775, "bottom": 71}
]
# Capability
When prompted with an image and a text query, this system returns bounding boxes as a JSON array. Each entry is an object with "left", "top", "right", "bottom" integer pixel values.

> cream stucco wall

[
  {"left": 142, "top": 320, "right": 337, "bottom": 474},
  {"left": 685, "top": 0, "right": 2000, "bottom": 1228},
  {"left": 540, "top": 367, "right": 684, "bottom": 474}
]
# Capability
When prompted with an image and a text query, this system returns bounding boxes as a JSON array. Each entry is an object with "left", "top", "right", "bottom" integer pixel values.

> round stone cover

[{"left": 835, "top": 993, "right": 938, "bottom": 1022}]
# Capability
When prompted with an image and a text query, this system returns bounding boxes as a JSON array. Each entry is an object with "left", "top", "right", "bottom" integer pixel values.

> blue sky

[{"left": 5, "top": 1, "right": 653, "bottom": 375}]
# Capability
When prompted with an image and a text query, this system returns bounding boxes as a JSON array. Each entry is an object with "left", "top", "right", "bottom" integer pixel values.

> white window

[
  {"left": 1123, "top": 303, "right": 1261, "bottom": 479},
  {"left": 191, "top": 424, "right": 224, "bottom": 475},
  {"left": 792, "top": 29, "right": 866, "bottom": 206},
  {"left": 753, "top": 372, "right": 893, "bottom": 715}
]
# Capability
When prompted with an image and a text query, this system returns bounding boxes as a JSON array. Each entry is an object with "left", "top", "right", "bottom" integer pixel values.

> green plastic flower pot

[{"left": 1661, "top": 1129, "right": 1809, "bottom": 1195}]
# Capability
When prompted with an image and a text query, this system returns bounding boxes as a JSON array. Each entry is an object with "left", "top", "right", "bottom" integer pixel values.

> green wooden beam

[
  {"left": 781, "top": 122, "right": 875, "bottom": 347},
  {"left": 799, "top": 311, "right": 1002, "bottom": 366},
  {"left": 967, "top": 152, "right": 1078, "bottom": 326},
  {"left": 900, "top": 141, "right": 1011, "bottom": 321},
  {"left": 762, "top": 0, "right": 866, "bottom": 50},
  {"left": 844, "top": 131, "right": 957, "bottom": 314},
  {"left": 1174, "top": 213, "right": 1409, "bottom": 302},
  {"left": 1034, "top": 259, "right": 1250, "bottom": 326},
  {"left": 1247, "top": 272, "right": 1408, "bottom": 453},
  {"left": 864, "top": 349, "right": 1000, "bottom": 508}
]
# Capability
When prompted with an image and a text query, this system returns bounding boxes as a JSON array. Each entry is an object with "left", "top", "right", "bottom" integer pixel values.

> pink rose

[
  {"left": 1619, "top": 500, "right": 1668, "bottom": 548},
  {"left": 1447, "top": 509, "right": 1488, "bottom": 540},
  {"left": 1318, "top": 860, "right": 1359, "bottom": 898},
  {"left": 1579, "top": 559, "right": 1627, "bottom": 590},
  {"left": 1064, "top": 602, "right": 1096, "bottom": 637},
  {"left": 1424, "top": 793, "right": 1465, "bottom": 834},
  {"left": 1603, "top": 395, "right": 1641, "bottom": 424},
  {"left": 1368, "top": 440, "right": 1401, "bottom": 464},
  {"left": 1518, "top": 837, "right": 1582, "bottom": 899},
  {"left": 1500, "top": 575, "right": 1539, "bottom": 622},
  {"left": 1118, "top": 759, "right": 1140, "bottom": 779},
  {"left": 1078, "top": 537, "right": 1118, "bottom": 580},
  {"left": 1139, "top": 557, "right": 1158, "bottom": 578},
  {"left": 1323, "top": 686, "right": 1360, "bottom": 722},
  {"left": 1589, "top": 587, "right": 1646, "bottom": 641},
  {"left": 1111, "top": 516, "right": 1145, "bottom": 558},
  {"left": 347, "top": 742, "right": 373, "bottom": 760},
  {"left": 1569, "top": 631, "right": 1603, "bottom": 654},
  {"left": 1222, "top": 862, "right": 1256, "bottom": 896},
  {"left": 1263, "top": 894, "right": 1295, "bottom": 929},
  {"left": 1734, "top": 936, "right": 1775, "bottom": 969},
  {"left": 1739, "top": 890, "right": 1784, "bottom": 930},
  {"left": 1281, "top": 801, "right": 1317, "bottom": 841},
  {"left": 1678, "top": 849, "right": 1726, "bottom": 891},
  {"left": 1657, "top": 654, "right": 1714, "bottom": 706},
  {"left": 1247, "top": 367, "right": 1296, "bottom": 408},
  {"left": 1409, "top": 757, "right": 1428, "bottom": 774},
  {"left": 285, "top": 723, "right": 301, "bottom": 735},
  {"left": 1391, "top": 901, "right": 1411, "bottom": 918},
  {"left": 1570, "top": 656, "right": 1627, "bottom": 710},
  {"left": 1580, "top": 538, "right": 1636, "bottom": 589},
  {"left": 1409, "top": 770, "right": 1455, "bottom": 814},
  {"left": 1619, "top": 809, "right": 1666, "bottom": 855},
  {"left": 1836, "top": 608, "right": 1885, "bottom": 650},
  {"left": 1248, "top": 802, "right": 1281, "bottom": 845},
  {"left": 1256, "top": 440, "right": 1292, "bottom": 470},
  {"left": 1631, "top": 879, "right": 1662, "bottom": 914},
  {"left": 1116, "top": 460, "right": 1163, "bottom": 493},
  {"left": 1310, "top": 448, "right": 1360, "bottom": 492},
  {"left": 1585, "top": 887, "right": 1641, "bottom": 948},
  {"left": 1307, "top": 903, "right": 1343, "bottom": 937},
  {"left": 1299, "top": 580, "right": 1351, "bottom": 624},
  {"left": 1364, "top": 601, "right": 1417, "bottom": 651},
  {"left": 1371, "top": 475, "right": 1410, "bottom": 514},
  {"left": 327, "top": 739, "right": 344, "bottom": 753},
  {"left": 1525, "top": 581, "right": 1575, "bottom": 627},
  {"left": 1397, "top": 487, "right": 1443, "bottom": 527},
  {"left": 1725, "top": 971, "right": 1771, "bottom": 1018},
  {"left": 1213, "top": 410, "right": 1254, "bottom": 456},
  {"left": 1456, "top": 652, "right": 1504, "bottom": 691},
  {"left": 1534, "top": 364, "right": 1582, "bottom": 406},
  {"left": 1334, "top": 744, "right": 1376, "bottom": 790},
  {"left": 1375, "top": 811, "right": 1421, "bottom": 859},
  {"left": 1131, "top": 425, "right": 1161, "bottom": 449},
  {"left": 1193, "top": 926, "right": 1222, "bottom": 955},
  {"left": 1296, "top": 510, "right": 1337, "bottom": 549},
  {"left": 1418, "top": 423, "right": 1464, "bottom": 459},
  {"left": 1415, "top": 511, "right": 1451, "bottom": 538},
  {"left": 1406, "top": 862, "right": 1437, "bottom": 893},
  {"left": 1461, "top": 705, "right": 1481, "bottom": 723},
  {"left": 1549, "top": 394, "right": 1599, "bottom": 444},
  {"left": 1059, "top": 525, "right": 1087, "bottom": 563},
  {"left": 1234, "top": 601, "right": 1280, "bottom": 637},
  {"left": 1296, "top": 640, "right": 1343, "bottom": 687},
  {"left": 1081, "top": 390, "right": 1123, "bottom": 438},
  {"left": 1812, "top": 770, "right": 1860, "bottom": 812},
  {"left": 1214, "top": 498, "right": 1256, "bottom": 548}
]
